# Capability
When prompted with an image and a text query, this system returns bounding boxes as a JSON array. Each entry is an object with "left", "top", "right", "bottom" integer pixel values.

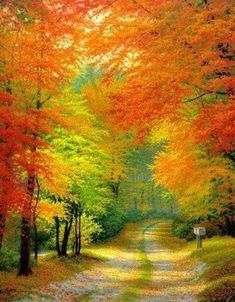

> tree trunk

[
  {"left": 74, "top": 208, "right": 78, "bottom": 255},
  {"left": 225, "top": 215, "right": 234, "bottom": 237},
  {"left": 111, "top": 182, "right": 120, "bottom": 199},
  {"left": 61, "top": 217, "right": 73, "bottom": 257},
  {"left": 225, "top": 174, "right": 234, "bottom": 237},
  {"left": 74, "top": 206, "right": 82, "bottom": 256},
  {"left": 77, "top": 212, "right": 82, "bottom": 255},
  {"left": 18, "top": 174, "right": 35, "bottom": 276},
  {"left": 18, "top": 217, "right": 32, "bottom": 276},
  {"left": 33, "top": 177, "right": 40, "bottom": 264},
  {"left": 33, "top": 220, "right": 38, "bottom": 264},
  {"left": 61, "top": 221, "right": 69, "bottom": 257},
  {"left": 231, "top": 218, "right": 235, "bottom": 238},
  {"left": 54, "top": 216, "right": 61, "bottom": 257}
]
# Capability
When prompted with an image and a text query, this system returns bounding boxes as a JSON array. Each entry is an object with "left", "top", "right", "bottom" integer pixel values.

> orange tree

[
  {"left": 0, "top": 0, "right": 104, "bottom": 275},
  {"left": 85, "top": 0, "right": 234, "bottom": 132}
]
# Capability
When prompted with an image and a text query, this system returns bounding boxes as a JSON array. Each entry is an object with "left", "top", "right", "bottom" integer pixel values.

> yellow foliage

[
  {"left": 152, "top": 120, "right": 233, "bottom": 214},
  {"left": 38, "top": 201, "right": 65, "bottom": 221}
]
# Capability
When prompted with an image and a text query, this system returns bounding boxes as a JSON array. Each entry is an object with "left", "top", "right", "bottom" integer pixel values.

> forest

[{"left": 0, "top": 0, "right": 234, "bottom": 301}]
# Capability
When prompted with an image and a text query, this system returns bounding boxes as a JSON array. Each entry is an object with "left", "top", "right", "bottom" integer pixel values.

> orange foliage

[
  {"left": 85, "top": 0, "right": 234, "bottom": 138},
  {"left": 193, "top": 100, "right": 235, "bottom": 154}
]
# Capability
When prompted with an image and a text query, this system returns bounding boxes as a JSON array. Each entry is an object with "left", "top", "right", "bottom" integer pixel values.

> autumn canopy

[{"left": 0, "top": 0, "right": 234, "bottom": 278}]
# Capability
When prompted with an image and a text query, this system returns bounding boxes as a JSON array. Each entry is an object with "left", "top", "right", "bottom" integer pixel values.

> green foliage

[
  {"left": 66, "top": 213, "right": 102, "bottom": 248},
  {"left": 94, "top": 204, "right": 127, "bottom": 241},
  {"left": 74, "top": 67, "right": 103, "bottom": 94},
  {"left": 172, "top": 218, "right": 195, "bottom": 240},
  {"left": 172, "top": 216, "right": 228, "bottom": 241},
  {"left": 126, "top": 209, "right": 144, "bottom": 223},
  {"left": 0, "top": 214, "right": 20, "bottom": 271},
  {"left": 0, "top": 248, "right": 19, "bottom": 271},
  {"left": 31, "top": 229, "right": 52, "bottom": 252},
  {"left": 195, "top": 0, "right": 207, "bottom": 6},
  {"left": 81, "top": 214, "right": 102, "bottom": 245}
]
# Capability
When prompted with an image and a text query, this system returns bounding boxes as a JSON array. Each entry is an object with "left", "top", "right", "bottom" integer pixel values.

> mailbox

[{"left": 193, "top": 227, "right": 206, "bottom": 236}]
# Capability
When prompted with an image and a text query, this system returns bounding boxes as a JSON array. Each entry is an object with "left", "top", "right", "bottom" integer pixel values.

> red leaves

[
  {"left": 0, "top": 93, "right": 14, "bottom": 105},
  {"left": 194, "top": 100, "right": 235, "bottom": 154}
]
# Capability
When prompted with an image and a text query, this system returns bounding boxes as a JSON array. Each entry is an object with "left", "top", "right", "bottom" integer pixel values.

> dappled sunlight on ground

[
  {"left": 15, "top": 224, "right": 143, "bottom": 302},
  {"left": 140, "top": 222, "right": 205, "bottom": 302},
  {"left": 14, "top": 221, "right": 205, "bottom": 302}
]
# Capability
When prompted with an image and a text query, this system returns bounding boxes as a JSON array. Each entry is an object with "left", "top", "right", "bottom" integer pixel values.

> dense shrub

[
  {"left": 145, "top": 209, "right": 176, "bottom": 220},
  {"left": 31, "top": 229, "right": 52, "bottom": 251},
  {"left": 44, "top": 236, "right": 56, "bottom": 251},
  {"left": 172, "top": 217, "right": 224, "bottom": 240},
  {"left": 0, "top": 248, "right": 19, "bottom": 271},
  {"left": 126, "top": 209, "right": 144, "bottom": 222},
  {"left": 172, "top": 218, "right": 194, "bottom": 240},
  {"left": 93, "top": 205, "right": 127, "bottom": 241},
  {"left": 201, "top": 221, "right": 221, "bottom": 238}
]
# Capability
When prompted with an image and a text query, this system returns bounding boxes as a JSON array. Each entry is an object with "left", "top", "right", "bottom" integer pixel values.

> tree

[
  {"left": 85, "top": 0, "right": 234, "bottom": 136},
  {"left": 0, "top": 0, "right": 105, "bottom": 275},
  {"left": 0, "top": 93, "right": 26, "bottom": 248}
]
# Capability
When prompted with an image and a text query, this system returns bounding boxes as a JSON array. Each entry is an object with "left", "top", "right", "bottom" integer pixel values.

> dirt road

[{"left": 17, "top": 221, "right": 203, "bottom": 302}]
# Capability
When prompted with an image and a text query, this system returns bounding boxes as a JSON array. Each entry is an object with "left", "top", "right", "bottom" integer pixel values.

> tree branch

[
  {"left": 184, "top": 88, "right": 230, "bottom": 103},
  {"left": 132, "top": 0, "right": 153, "bottom": 15},
  {"left": 184, "top": 93, "right": 209, "bottom": 103}
]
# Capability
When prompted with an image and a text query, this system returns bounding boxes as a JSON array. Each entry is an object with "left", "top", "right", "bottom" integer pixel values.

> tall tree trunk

[
  {"left": 61, "top": 217, "right": 73, "bottom": 257},
  {"left": 18, "top": 174, "right": 35, "bottom": 276},
  {"left": 61, "top": 221, "right": 69, "bottom": 257},
  {"left": 33, "top": 220, "right": 38, "bottom": 264},
  {"left": 77, "top": 211, "right": 82, "bottom": 256},
  {"left": 18, "top": 216, "right": 32, "bottom": 276},
  {"left": 74, "top": 208, "right": 78, "bottom": 255},
  {"left": 54, "top": 216, "right": 61, "bottom": 257},
  {"left": 74, "top": 210, "right": 82, "bottom": 256},
  {"left": 33, "top": 177, "right": 40, "bottom": 264},
  {"left": 74, "top": 206, "right": 82, "bottom": 256},
  {"left": 18, "top": 74, "right": 42, "bottom": 275}
]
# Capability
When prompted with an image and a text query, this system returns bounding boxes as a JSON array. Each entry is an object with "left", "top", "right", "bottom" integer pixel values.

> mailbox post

[{"left": 193, "top": 227, "right": 206, "bottom": 248}]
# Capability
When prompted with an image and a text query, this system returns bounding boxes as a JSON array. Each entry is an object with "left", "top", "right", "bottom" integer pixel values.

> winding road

[{"left": 17, "top": 221, "right": 202, "bottom": 302}]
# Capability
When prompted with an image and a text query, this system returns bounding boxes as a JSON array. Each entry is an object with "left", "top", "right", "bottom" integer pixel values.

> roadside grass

[
  {"left": 0, "top": 253, "right": 98, "bottom": 302},
  {"left": 75, "top": 291, "right": 94, "bottom": 302},
  {"left": 190, "top": 236, "right": 235, "bottom": 302},
  {"left": 156, "top": 221, "right": 235, "bottom": 302},
  {"left": 138, "top": 238, "right": 153, "bottom": 288},
  {"left": 1, "top": 220, "right": 234, "bottom": 302}
]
